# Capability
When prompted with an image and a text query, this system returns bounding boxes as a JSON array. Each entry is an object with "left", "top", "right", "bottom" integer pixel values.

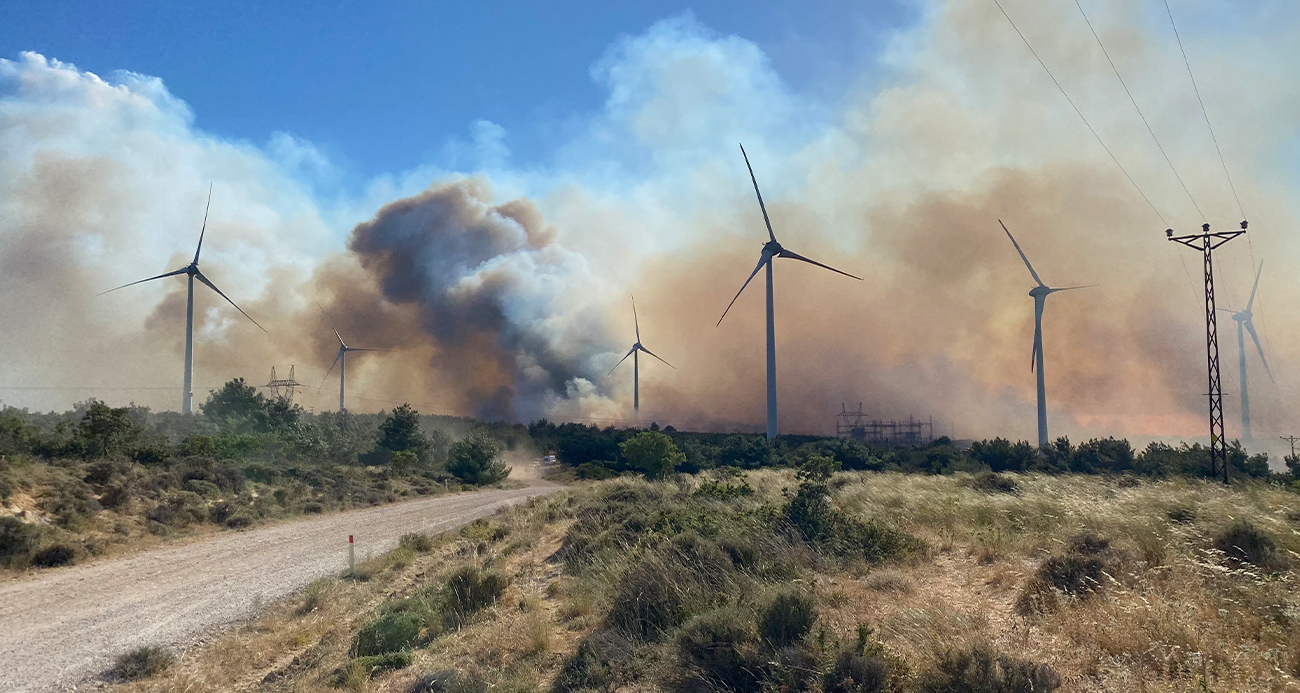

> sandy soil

[{"left": 0, "top": 482, "right": 562, "bottom": 693}]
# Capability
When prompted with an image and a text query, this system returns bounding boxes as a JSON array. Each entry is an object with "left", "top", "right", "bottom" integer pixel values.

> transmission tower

[
  {"left": 1281, "top": 435, "right": 1300, "bottom": 460},
  {"left": 265, "top": 365, "right": 303, "bottom": 403},
  {"left": 1167, "top": 221, "right": 1246, "bottom": 484}
]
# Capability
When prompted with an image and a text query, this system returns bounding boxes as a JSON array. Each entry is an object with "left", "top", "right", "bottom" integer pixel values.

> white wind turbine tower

[
  {"left": 99, "top": 186, "right": 266, "bottom": 414},
  {"left": 1223, "top": 261, "right": 1271, "bottom": 441},
  {"left": 999, "top": 220, "right": 1094, "bottom": 448},
  {"left": 718, "top": 144, "right": 862, "bottom": 440},
  {"left": 318, "top": 303, "right": 386, "bottom": 413},
  {"left": 608, "top": 295, "right": 674, "bottom": 412}
]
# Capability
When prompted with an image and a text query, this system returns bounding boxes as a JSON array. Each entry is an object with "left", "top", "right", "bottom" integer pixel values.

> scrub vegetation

[
  {"left": 107, "top": 461, "right": 1300, "bottom": 692},
  {"left": 0, "top": 379, "right": 522, "bottom": 572}
]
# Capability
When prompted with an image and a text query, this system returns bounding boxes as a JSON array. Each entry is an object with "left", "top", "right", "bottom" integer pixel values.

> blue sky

[{"left": 0, "top": 0, "right": 914, "bottom": 181}]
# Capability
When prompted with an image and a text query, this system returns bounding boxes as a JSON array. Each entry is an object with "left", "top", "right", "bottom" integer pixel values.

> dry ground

[{"left": 107, "top": 471, "right": 1300, "bottom": 693}]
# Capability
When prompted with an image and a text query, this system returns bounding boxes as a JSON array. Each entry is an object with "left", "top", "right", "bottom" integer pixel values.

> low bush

[
  {"left": 1213, "top": 519, "right": 1289, "bottom": 571},
  {"left": 966, "top": 471, "right": 1020, "bottom": 494},
  {"left": 1166, "top": 504, "right": 1197, "bottom": 525},
  {"left": 574, "top": 462, "right": 618, "bottom": 480},
  {"left": 606, "top": 551, "right": 725, "bottom": 640},
  {"left": 400, "top": 532, "right": 436, "bottom": 553},
  {"left": 759, "top": 591, "right": 818, "bottom": 648},
  {"left": 439, "top": 565, "right": 508, "bottom": 629},
  {"left": 917, "top": 643, "right": 1061, "bottom": 693},
  {"left": 676, "top": 609, "right": 764, "bottom": 692},
  {"left": 303, "top": 502, "right": 324, "bottom": 514},
  {"left": 31, "top": 543, "right": 76, "bottom": 568},
  {"left": 1016, "top": 535, "right": 1114, "bottom": 615},
  {"left": 0, "top": 516, "right": 41, "bottom": 567},
  {"left": 825, "top": 650, "right": 891, "bottom": 693},
  {"left": 352, "top": 607, "right": 430, "bottom": 657},
  {"left": 414, "top": 669, "right": 491, "bottom": 693},
  {"left": 224, "top": 514, "right": 253, "bottom": 529},
  {"left": 111, "top": 645, "right": 174, "bottom": 681},
  {"left": 551, "top": 631, "right": 635, "bottom": 693},
  {"left": 350, "top": 651, "right": 413, "bottom": 678}
]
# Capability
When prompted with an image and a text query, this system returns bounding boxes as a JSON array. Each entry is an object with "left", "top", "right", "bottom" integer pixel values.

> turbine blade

[
  {"left": 194, "top": 183, "right": 212, "bottom": 265},
  {"left": 637, "top": 345, "right": 675, "bottom": 369},
  {"left": 739, "top": 143, "right": 777, "bottom": 243},
  {"left": 1246, "top": 260, "right": 1263, "bottom": 311},
  {"left": 717, "top": 254, "right": 769, "bottom": 326},
  {"left": 344, "top": 348, "right": 389, "bottom": 353},
  {"left": 999, "top": 219, "right": 1046, "bottom": 287},
  {"left": 777, "top": 248, "right": 862, "bottom": 280},
  {"left": 194, "top": 270, "right": 267, "bottom": 332},
  {"left": 320, "top": 351, "right": 342, "bottom": 387},
  {"left": 1243, "top": 320, "right": 1273, "bottom": 381},
  {"left": 317, "top": 302, "right": 344, "bottom": 345},
  {"left": 608, "top": 347, "right": 635, "bottom": 375},
  {"left": 1047, "top": 284, "right": 1098, "bottom": 293},
  {"left": 631, "top": 294, "right": 640, "bottom": 342},
  {"left": 1031, "top": 321, "right": 1042, "bottom": 373},
  {"left": 96, "top": 267, "right": 189, "bottom": 296}
]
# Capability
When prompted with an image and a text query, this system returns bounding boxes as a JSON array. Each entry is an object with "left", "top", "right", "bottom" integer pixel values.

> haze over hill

[{"left": 2, "top": 1, "right": 1300, "bottom": 450}]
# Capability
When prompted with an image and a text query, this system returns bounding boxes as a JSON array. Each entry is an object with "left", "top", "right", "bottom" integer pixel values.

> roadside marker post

[{"left": 348, "top": 535, "right": 355, "bottom": 577}]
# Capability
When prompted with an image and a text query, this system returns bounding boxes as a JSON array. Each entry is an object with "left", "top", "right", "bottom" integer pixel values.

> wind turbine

[
  {"left": 608, "top": 295, "right": 674, "bottom": 412},
  {"left": 1223, "top": 261, "right": 1271, "bottom": 441},
  {"left": 718, "top": 144, "right": 862, "bottom": 440},
  {"left": 999, "top": 220, "right": 1093, "bottom": 448},
  {"left": 318, "top": 303, "right": 386, "bottom": 412},
  {"left": 99, "top": 186, "right": 266, "bottom": 414}
]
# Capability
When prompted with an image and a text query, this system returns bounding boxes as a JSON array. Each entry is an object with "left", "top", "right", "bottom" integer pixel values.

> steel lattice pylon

[{"left": 1168, "top": 221, "right": 1246, "bottom": 484}]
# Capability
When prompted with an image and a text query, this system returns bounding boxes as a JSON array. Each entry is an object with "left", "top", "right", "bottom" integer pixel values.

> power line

[
  {"left": 1163, "top": 0, "right": 1246, "bottom": 220},
  {"left": 990, "top": 0, "right": 1169, "bottom": 227},
  {"left": 1073, "top": 0, "right": 1205, "bottom": 222}
]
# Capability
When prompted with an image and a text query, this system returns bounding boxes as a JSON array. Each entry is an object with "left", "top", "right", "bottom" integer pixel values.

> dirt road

[{"left": 0, "top": 483, "right": 561, "bottom": 692}]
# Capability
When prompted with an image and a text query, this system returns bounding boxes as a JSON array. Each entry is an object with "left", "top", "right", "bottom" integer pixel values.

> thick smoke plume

[{"left": 2, "top": 0, "right": 1300, "bottom": 454}]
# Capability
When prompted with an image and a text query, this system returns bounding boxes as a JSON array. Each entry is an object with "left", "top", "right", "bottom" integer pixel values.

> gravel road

[{"left": 0, "top": 483, "right": 561, "bottom": 692}]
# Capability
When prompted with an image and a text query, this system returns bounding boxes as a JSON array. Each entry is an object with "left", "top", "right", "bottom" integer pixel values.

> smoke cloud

[{"left": 3, "top": 1, "right": 1300, "bottom": 454}]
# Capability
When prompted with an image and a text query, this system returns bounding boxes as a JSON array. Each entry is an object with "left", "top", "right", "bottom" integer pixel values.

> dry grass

[{"left": 108, "top": 473, "right": 1300, "bottom": 693}]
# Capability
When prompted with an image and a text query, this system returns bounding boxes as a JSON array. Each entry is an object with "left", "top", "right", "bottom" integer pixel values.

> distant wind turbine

[
  {"left": 1000, "top": 220, "right": 1093, "bottom": 448},
  {"left": 99, "top": 185, "right": 266, "bottom": 414},
  {"left": 1222, "top": 261, "right": 1271, "bottom": 441},
  {"left": 718, "top": 144, "right": 862, "bottom": 440},
  {"left": 318, "top": 303, "right": 386, "bottom": 412},
  {"left": 608, "top": 295, "right": 674, "bottom": 411}
]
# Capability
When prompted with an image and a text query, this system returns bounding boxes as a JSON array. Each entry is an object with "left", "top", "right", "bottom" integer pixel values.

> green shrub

[
  {"left": 917, "top": 643, "right": 1060, "bottom": 693},
  {"left": 0, "top": 516, "right": 41, "bottom": 567},
  {"left": 224, "top": 514, "right": 253, "bottom": 529},
  {"left": 759, "top": 591, "right": 818, "bottom": 647},
  {"left": 448, "top": 431, "right": 510, "bottom": 485},
  {"left": 349, "top": 651, "right": 412, "bottom": 678},
  {"left": 676, "top": 609, "right": 763, "bottom": 692},
  {"left": 146, "top": 491, "right": 208, "bottom": 528},
  {"left": 31, "top": 544, "right": 77, "bottom": 568},
  {"left": 1213, "top": 519, "right": 1289, "bottom": 571},
  {"left": 352, "top": 610, "right": 428, "bottom": 657},
  {"left": 99, "top": 484, "right": 132, "bottom": 510},
  {"left": 439, "top": 565, "right": 508, "bottom": 629},
  {"left": 184, "top": 479, "right": 222, "bottom": 497},
  {"left": 620, "top": 431, "right": 685, "bottom": 479},
  {"left": 1015, "top": 554, "right": 1105, "bottom": 615},
  {"left": 111, "top": 645, "right": 174, "bottom": 681},
  {"left": 303, "top": 501, "right": 324, "bottom": 514}
]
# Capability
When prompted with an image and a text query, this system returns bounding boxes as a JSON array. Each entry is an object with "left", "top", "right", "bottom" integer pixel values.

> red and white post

[{"left": 348, "top": 534, "right": 355, "bottom": 577}]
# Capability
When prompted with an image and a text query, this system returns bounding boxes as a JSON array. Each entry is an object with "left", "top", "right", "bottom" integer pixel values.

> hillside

[{"left": 107, "top": 467, "right": 1300, "bottom": 692}]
